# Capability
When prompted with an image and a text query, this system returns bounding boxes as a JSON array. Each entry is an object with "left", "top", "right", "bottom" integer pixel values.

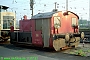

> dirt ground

[
  {"left": 1, "top": 39, "right": 90, "bottom": 57},
  {"left": 62, "top": 43, "right": 90, "bottom": 57}
]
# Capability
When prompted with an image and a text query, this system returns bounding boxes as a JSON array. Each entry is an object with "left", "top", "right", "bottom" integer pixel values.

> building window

[
  {"left": 3, "top": 20, "right": 7, "bottom": 29},
  {"left": 3, "top": 16, "right": 14, "bottom": 29}
]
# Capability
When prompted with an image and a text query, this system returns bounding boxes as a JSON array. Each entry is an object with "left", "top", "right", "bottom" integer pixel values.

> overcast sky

[{"left": 0, "top": 0, "right": 89, "bottom": 20}]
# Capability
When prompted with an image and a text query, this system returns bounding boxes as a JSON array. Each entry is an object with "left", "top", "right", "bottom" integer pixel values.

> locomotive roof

[
  {"left": 31, "top": 11, "right": 79, "bottom": 19},
  {"left": 31, "top": 11, "right": 56, "bottom": 19}
]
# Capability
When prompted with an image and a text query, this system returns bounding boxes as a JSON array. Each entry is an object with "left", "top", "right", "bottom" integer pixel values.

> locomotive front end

[{"left": 51, "top": 11, "right": 84, "bottom": 51}]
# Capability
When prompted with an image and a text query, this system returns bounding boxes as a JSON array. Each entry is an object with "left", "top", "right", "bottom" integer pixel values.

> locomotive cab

[{"left": 10, "top": 11, "right": 84, "bottom": 51}]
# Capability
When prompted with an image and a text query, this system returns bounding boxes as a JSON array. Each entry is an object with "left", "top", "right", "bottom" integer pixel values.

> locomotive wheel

[
  {"left": 65, "top": 33, "right": 70, "bottom": 41},
  {"left": 74, "top": 37, "right": 80, "bottom": 47},
  {"left": 3, "top": 39, "right": 8, "bottom": 42},
  {"left": 70, "top": 37, "right": 80, "bottom": 48},
  {"left": 81, "top": 32, "right": 84, "bottom": 39},
  {"left": 53, "top": 40, "right": 60, "bottom": 51}
]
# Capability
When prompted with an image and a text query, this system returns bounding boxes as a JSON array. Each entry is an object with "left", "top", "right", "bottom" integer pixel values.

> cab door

[{"left": 42, "top": 19, "right": 50, "bottom": 47}]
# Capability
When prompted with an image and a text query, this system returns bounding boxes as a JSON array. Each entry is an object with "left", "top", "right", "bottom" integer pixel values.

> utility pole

[
  {"left": 66, "top": 0, "right": 68, "bottom": 11},
  {"left": 55, "top": 2, "right": 57, "bottom": 9},
  {"left": 53, "top": 2, "right": 58, "bottom": 12},
  {"left": 30, "top": 0, "right": 34, "bottom": 17},
  {"left": 89, "top": 0, "right": 90, "bottom": 21}
]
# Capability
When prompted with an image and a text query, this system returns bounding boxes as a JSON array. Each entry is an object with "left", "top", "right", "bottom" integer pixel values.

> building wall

[{"left": 0, "top": 12, "right": 16, "bottom": 30}]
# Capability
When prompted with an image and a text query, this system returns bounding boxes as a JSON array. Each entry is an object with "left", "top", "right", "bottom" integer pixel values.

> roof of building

[{"left": 0, "top": 5, "right": 9, "bottom": 10}]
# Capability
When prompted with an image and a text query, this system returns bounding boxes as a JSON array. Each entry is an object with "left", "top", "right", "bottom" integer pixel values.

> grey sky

[{"left": 0, "top": 0, "right": 89, "bottom": 20}]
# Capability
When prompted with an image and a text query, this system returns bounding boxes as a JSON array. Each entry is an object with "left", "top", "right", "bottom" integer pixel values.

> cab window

[
  {"left": 54, "top": 16, "right": 61, "bottom": 28},
  {"left": 72, "top": 17, "right": 76, "bottom": 26}
]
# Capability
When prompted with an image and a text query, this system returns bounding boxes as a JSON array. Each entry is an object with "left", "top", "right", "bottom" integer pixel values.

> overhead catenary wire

[{"left": 0, "top": 0, "right": 89, "bottom": 20}]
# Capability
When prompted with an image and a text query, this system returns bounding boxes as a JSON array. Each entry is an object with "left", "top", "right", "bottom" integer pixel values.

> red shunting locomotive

[{"left": 10, "top": 11, "right": 84, "bottom": 51}]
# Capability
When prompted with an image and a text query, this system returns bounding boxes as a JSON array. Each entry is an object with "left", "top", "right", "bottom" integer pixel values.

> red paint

[
  {"left": 49, "top": 37, "right": 53, "bottom": 48},
  {"left": 18, "top": 11, "right": 79, "bottom": 48},
  {"left": 32, "top": 31, "right": 43, "bottom": 46},
  {"left": 19, "top": 19, "right": 43, "bottom": 46},
  {"left": 30, "top": 20, "right": 43, "bottom": 46},
  {"left": 50, "top": 11, "right": 79, "bottom": 34},
  {"left": 19, "top": 20, "right": 32, "bottom": 32},
  {"left": 30, "top": 20, "right": 35, "bottom": 32},
  {"left": 50, "top": 17, "right": 54, "bottom": 34}
]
